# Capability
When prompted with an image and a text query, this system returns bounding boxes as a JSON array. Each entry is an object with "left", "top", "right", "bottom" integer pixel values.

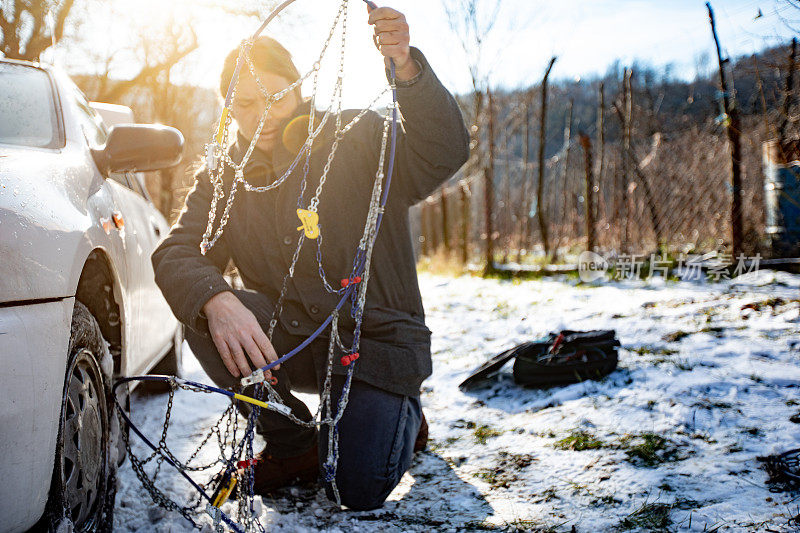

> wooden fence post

[
  {"left": 580, "top": 133, "right": 596, "bottom": 252},
  {"left": 537, "top": 57, "right": 557, "bottom": 258},
  {"left": 707, "top": 2, "right": 743, "bottom": 258},
  {"left": 557, "top": 99, "right": 573, "bottom": 258},
  {"left": 519, "top": 92, "right": 533, "bottom": 263},
  {"left": 622, "top": 68, "right": 633, "bottom": 250},
  {"left": 596, "top": 81, "right": 605, "bottom": 246},
  {"left": 484, "top": 88, "right": 496, "bottom": 273}
]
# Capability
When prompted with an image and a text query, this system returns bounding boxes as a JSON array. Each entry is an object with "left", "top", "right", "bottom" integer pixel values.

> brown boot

[
  {"left": 249, "top": 443, "right": 319, "bottom": 495},
  {"left": 414, "top": 412, "right": 428, "bottom": 453}
]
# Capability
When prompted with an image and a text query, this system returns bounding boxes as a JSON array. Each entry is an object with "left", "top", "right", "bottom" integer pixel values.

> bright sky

[{"left": 60, "top": 0, "right": 797, "bottom": 108}]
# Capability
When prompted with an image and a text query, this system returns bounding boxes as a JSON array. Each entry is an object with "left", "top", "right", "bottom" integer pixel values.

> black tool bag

[
  {"left": 459, "top": 329, "right": 620, "bottom": 390},
  {"left": 513, "top": 329, "right": 619, "bottom": 387}
]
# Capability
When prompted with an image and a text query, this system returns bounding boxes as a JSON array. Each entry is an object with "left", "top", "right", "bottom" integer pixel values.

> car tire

[{"left": 35, "top": 301, "right": 117, "bottom": 532}]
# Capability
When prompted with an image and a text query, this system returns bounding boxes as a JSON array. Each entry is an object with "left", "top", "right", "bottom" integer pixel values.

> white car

[{"left": 0, "top": 58, "right": 185, "bottom": 531}]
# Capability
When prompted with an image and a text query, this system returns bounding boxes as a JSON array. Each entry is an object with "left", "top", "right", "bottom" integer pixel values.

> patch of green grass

[
  {"left": 741, "top": 297, "right": 790, "bottom": 312},
  {"left": 662, "top": 330, "right": 691, "bottom": 343},
  {"left": 499, "top": 451, "right": 535, "bottom": 469},
  {"left": 473, "top": 452, "right": 536, "bottom": 489},
  {"left": 591, "top": 494, "right": 622, "bottom": 506},
  {"left": 699, "top": 307, "right": 717, "bottom": 323},
  {"left": 429, "top": 435, "right": 460, "bottom": 452},
  {"left": 690, "top": 432, "right": 718, "bottom": 444},
  {"left": 465, "top": 517, "right": 562, "bottom": 531},
  {"left": 534, "top": 487, "right": 560, "bottom": 503},
  {"left": 492, "top": 301, "right": 513, "bottom": 319},
  {"left": 617, "top": 501, "right": 672, "bottom": 530},
  {"left": 553, "top": 430, "right": 605, "bottom": 451},
  {"left": 628, "top": 346, "right": 679, "bottom": 357},
  {"left": 743, "top": 426, "right": 763, "bottom": 437},
  {"left": 698, "top": 325, "right": 726, "bottom": 337},
  {"left": 473, "top": 424, "right": 503, "bottom": 445},
  {"left": 460, "top": 522, "right": 503, "bottom": 531},
  {"left": 620, "top": 433, "right": 681, "bottom": 467},
  {"left": 694, "top": 399, "right": 733, "bottom": 410},
  {"left": 506, "top": 519, "right": 556, "bottom": 532},
  {"left": 473, "top": 469, "right": 498, "bottom": 485}
]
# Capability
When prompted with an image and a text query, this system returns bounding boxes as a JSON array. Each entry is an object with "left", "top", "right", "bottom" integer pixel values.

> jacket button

[
  {"left": 283, "top": 236, "right": 292, "bottom": 245},
  {"left": 290, "top": 319, "right": 300, "bottom": 328},
  {"left": 310, "top": 305, "right": 319, "bottom": 314}
]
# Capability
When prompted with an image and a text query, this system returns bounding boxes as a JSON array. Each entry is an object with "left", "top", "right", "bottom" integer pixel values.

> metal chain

[
  {"left": 200, "top": 0, "right": 349, "bottom": 255},
  {"left": 123, "top": 0, "right": 403, "bottom": 528}
]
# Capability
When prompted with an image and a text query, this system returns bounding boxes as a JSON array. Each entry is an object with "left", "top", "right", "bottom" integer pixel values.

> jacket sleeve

[
  {"left": 382, "top": 47, "right": 470, "bottom": 205},
  {"left": 151, "top": 168, "right": 233, "bottom": 334}
]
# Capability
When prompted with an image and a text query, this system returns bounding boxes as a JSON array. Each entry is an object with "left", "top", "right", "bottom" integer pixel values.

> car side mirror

[{"left": 92, "top": 124, "right": 184, "bottom": 174}]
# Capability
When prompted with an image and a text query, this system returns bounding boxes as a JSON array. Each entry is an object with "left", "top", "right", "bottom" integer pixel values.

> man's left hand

[{"left": 368, "top": 6, "right": 420, "bottom": 81}]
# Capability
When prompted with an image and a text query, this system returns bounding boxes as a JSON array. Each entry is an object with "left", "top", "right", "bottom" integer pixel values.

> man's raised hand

[{"left": 367, "top": 6, "right": 420, "bottom": 81}]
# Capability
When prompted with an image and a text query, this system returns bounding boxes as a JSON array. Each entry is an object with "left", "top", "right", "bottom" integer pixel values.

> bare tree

[
  {"left": 443, "top": 0, "right": 502, "bottom": 94},
  {"left": 443, "top": 0, "right": 506, "bottom": 272},
  {"left": 0, "top": 0, "right": 75, "bottom": 60}
]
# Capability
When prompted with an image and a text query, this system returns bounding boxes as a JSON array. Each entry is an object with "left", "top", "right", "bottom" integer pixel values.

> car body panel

[{"left": 0, "top": 298, "right": 74, "bottom": 533}]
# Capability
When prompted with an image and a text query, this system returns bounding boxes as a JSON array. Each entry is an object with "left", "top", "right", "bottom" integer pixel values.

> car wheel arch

[{"left": 74, "top": 248, "right": 126, "bottom": 377}]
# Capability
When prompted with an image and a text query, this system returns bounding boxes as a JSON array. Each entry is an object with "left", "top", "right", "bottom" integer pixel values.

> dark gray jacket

[{"left": 151, "top": 48, "right": 469, "bottom": 396}]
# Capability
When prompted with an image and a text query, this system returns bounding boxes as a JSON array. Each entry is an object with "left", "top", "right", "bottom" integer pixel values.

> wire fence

[{"left": 413, "top": 54, "right": 799, "bottom": 268}]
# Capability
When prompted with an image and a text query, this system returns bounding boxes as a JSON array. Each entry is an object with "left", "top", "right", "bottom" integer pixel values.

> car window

[
  {"left": 127, "top": 172, "right": 153, "bottom": 201},
  {"left": 67, "top": 82, "right": 108, "bottom": 148},
  {"left": 118, "top": 171, "right": 145, "bottom": 197},
  {"left": 108, "top": 171, "right": 134, "bottom": 189},
  {"left": 0, "top": 63, "right": 60, "bottom": 148}
]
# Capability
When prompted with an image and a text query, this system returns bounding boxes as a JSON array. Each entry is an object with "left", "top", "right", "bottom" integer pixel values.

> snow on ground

[{"left": 115, "top": 270, "right": 800, "bottom": 532}]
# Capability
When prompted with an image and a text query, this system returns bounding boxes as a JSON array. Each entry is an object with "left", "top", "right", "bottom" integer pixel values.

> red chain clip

[
  {"left": 340, "top": 352, "right": 360, "bottom": 366},
  {"left": 237, "top": 458, "right": 258, "bottom": 469},
  {"left": 340, "top": 276, "right": 363, "bottom": 288}
]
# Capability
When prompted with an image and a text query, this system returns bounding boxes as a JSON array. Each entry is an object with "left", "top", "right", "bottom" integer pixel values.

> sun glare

[{"left": 88, "top": 0, "right": 391, "bottom": 109}]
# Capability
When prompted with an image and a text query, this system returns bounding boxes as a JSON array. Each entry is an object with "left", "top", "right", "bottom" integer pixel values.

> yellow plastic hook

[{"left": 296, "top": 208, "right": 320, "bottom": 239}]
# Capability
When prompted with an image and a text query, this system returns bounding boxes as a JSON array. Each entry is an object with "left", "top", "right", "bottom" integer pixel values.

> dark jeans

[{"left": 186, "top": 289, "right": 422, "bottom": 510}]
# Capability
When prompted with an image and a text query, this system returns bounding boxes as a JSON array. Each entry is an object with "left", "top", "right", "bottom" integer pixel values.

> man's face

[{"left": 231, "top": 68, "right": 301, "bottom": 154}]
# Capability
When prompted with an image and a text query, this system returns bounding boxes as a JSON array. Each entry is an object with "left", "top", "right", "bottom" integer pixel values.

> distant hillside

[{"left": 468, "top": 42, "right": 798, "bottom": 165}]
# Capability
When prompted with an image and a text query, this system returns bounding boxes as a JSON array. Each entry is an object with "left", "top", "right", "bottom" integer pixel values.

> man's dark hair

[{"left": 219, "top": 36, "right": 302, "bottom": 98}]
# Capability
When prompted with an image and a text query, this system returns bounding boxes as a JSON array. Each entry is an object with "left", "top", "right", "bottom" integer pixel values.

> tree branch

[{"left": 96, "top": 28, "right": 198, "bottom": 102}]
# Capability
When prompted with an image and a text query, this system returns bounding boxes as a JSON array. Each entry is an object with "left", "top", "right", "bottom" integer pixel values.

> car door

[
  {"left": 67, "top": 86, "right": 174, "bottom": 373},
  {"left": 114, "top": 171, "right": 176, "bottom": 370}
]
